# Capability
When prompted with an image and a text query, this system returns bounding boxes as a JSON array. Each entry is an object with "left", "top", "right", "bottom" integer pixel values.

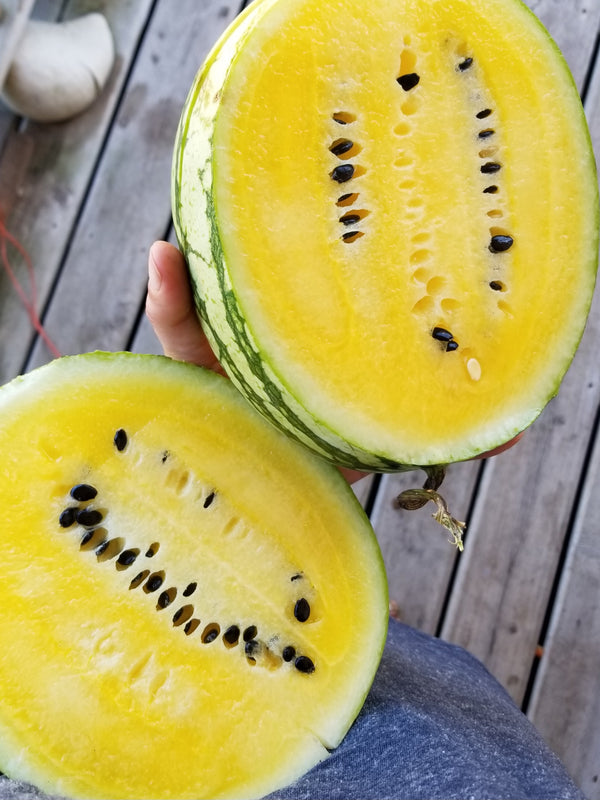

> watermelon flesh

[
  {"left": 0, "top": 352, "right": 387, "bottom": 800},
  {"left": 173, "top": 0, "right": 598, "bottom": 470}
]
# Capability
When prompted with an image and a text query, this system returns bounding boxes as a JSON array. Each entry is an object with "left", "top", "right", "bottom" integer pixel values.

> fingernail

[{"left": 148, "top": 247, "right": 163, "bottom": 293}]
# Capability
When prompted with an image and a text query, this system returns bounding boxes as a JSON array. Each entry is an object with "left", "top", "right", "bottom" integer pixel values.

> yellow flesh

[
  {"left": 0, "top": 355, "right": 387, "bottom": 799},
  {"left": 213, "top": 0, "right": 597, "bottom": 461}
]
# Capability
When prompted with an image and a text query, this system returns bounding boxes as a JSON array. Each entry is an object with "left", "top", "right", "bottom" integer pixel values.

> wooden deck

[{"left": 0, "top": 0, "right": 599, "bottom": 796}]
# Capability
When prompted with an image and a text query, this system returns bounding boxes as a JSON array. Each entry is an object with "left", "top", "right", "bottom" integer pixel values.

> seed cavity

[
  {"left": 96, "top": 537, "right": 125, "bottom": 562},
  {"left": 70, "top": 484, "right": 97, "bottom": 502},
  {"left": 295, "top": 656, "right": 315, "bottom": 674},
  {"left": 157, "top": 588, "right": 176, "bottom": 609},
  {"left": 172, "top": 605, "right": 194, "bottom": 627},
  {"left": 129, "top": 570, "right": 150, "bottom": 590},
  {"left": 185, "top": 619, "right": 201, "bottom": 636},
  {"left": 294, "top": 598, "right": 311, "bottom": 623},
  {"left": 114, "top": 429, "right": 128, "bottom": 452},
  {"left": 341, "top": 230, "right": 364, "bottom": 243},
  {"left": 332, "top": 111, "right": 356, "bottom": 125},
  {"left": 282, "top": 646, "right": 296, "bottom": 662},
  {"left": 223, "top": 625, "right": 240, "bottom": 647},
  {"left": 336, "top": 192, "right": 358, "bottom": 207},
  {"left": 145, "top": 542, "right": 160, "bottom": 557},
  {"left": 431, "top": 326, "right": 453, "bottom": 343},
  {"left": 489, "top": 234, "right": 514, "bottom": 253},
  {"left": 397, "top": 72, "right": 419, "bottom": 91},
  {"left": 116, "top": 548, "right": 139, "bottom": 568},
  {"left": 59, "top": 507, "right": 77, "bottom": 528},
  {"left": 481, "top": 162, "right": 501, "bottom": 174},
  {"left": 80, "top": 528, "right": 106, "bottom": 550},
  {"left": 330, "top": 164, "right": 354, "bottom": 183},
  {"left": 144, "top": 571, "right": 165, "bottom": 593},
  {"left": 77, "top": 508, "right": 103, "bottom": 528},
  {"left": 201, "top": 623, "right": 220, "bottom": 644},
  {"left": 243, "top": 625, "right": 258, "bottom": 642},
  {"left": 329, "top": 138, "right": 354, "bottom": 156}
]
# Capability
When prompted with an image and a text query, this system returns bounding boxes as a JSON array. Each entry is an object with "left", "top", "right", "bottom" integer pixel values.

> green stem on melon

[{"left": 394, "top": 466, "right": 465, "bottom": 550}]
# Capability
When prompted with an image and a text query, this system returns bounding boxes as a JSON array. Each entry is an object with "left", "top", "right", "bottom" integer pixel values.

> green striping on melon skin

[
  {"left": 172, "top": 0, "right": 598, "bottom": 473},
  {"left": 0, "top": 352, "right": 388, "bottom": 800}
]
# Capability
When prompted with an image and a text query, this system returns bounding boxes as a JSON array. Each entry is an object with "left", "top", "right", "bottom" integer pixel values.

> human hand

[{"left": 145, "top": 240, "right": 521, "bottom": 482}]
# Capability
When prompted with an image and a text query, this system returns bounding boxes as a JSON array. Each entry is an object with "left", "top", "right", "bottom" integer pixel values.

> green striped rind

[{"left": 172, "top": 0, "right": 412, "bottom": 473}]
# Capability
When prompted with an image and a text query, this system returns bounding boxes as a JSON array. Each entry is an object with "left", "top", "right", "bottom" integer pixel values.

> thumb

[{"left": 145, "top": 241, "right": 223, "bottom": 372}]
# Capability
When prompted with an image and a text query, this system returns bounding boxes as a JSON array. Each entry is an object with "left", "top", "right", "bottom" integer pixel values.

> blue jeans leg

[{"left": 268, "top": 618, "right": 585, "bottom": 800}]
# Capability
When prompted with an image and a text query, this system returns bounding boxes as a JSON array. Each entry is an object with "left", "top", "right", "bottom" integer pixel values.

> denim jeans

[{"left": 267, "top": 618, "right": 585, "bottom": 800}]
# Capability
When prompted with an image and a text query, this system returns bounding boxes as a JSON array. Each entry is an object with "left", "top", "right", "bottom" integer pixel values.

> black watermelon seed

[
  {"left": 129, "top": 570, "right": 149, "bottom": 589},
  {"left": 114, "top": 429, "right": 128, "bottom": 451},
  {"left": 182, "top": 582, "right": 197, "bottom": 597},
  {"left": 397, "top": 72, "right": 420, "bottom": 91},
  {"left": 185, "top": 619, "right": 199, "bottom": 635},
  {"left": 145, "top": 543, "right": 159, "bottom": 557},
  {"left": 337, "top": 193, "right": 354, "bottom": 204},
  {"left": 95, "top": 540, "right": 109, "bottom": 556},
  {"left": 282, "top": 646, "right": 296, "bottom": 662},
  {"left": 145, "top": 574, "right": 164, "bottom": 592},
  {"left": 339, "top": 213, "right": 360, "bottom": 226},
  {"left": 483, "top": 185, "right": 498, "bottom": 194},
  {"left": 458, "top": 57, "right": 473, "bottom": 71},
  {"left": 80, "top": 530, "right": 95, "bottom": 547},
  {"left": 331, "top": 164, "right": 354, "bottom": 183},
  {"left": 342, "top": 231, "right": 362, "bottom": 242},
  {"left": 481, "top": 162, "right": 501, "bottom": 174},
  {"left": 117, "top": 549, "right": 138, "bottom": 567},
  {"left": 329, "top": 139, "right": 354, "bottom": 156},
  {"left": 223, "top": 625, "right": 240, "bottom": 645},
  {"left": 490, "top": 281, "right": 504, "bottom": 291},
  {"left": 245, "top": 640, "right": 259, "bottom": 657},
  {"left": 291, "top": 573, "right": 303, "bottom": 581},
  {"left": 203, "top": 492, "right": 215, "bottom": 509},
  {"left": 295, "top": 656, "right": 315, "bottom": 674},
  {"left": 446, "top": 340, "right": 459, "bottom": 352},
  {"left": 243, "top": 625, "right": 258, "bottom": 642},
  {"left": 478, "top": 129, "right": 495, "bottom": 138},
  {"left": 432, "top": 327, "right": 453, "bottom": 342},
  {"left": 157, "top": 590, "right": 172, "bottom": 609},
  {"left": 76, "top": 508, "right": 103, "bottom": 528},
  {"left": 70, "top": 484, "right": 97, "bottom": 502},
  {"left": 489, "top": 235, "right": 514, "bottom": 253},
  {"left": 476, "top": 108, "right": 492, "bottom": 119},
  {"left": 172, "top": 607, "right": 184, "bottom": 624},
  {"left": 203, "top": 628, "right": 219, "bottom": 644},
  {"left": 294, "top": 598, "right": 311, "bottom": 622},
  {"left": 59, "top": 507, "right": 77, "bottom": 528}
]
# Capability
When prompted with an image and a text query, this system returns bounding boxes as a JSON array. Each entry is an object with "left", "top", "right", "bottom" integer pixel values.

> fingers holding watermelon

[{"left": 146, "top": 240, "right": 224, "bottom": 373}]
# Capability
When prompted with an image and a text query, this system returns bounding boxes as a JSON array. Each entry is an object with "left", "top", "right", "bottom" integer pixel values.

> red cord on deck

[{"left": 0, "top": 214, "right": 61, "bottom": 359}]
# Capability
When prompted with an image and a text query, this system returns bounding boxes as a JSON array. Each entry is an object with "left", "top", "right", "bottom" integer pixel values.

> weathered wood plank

[
  {"left": 524, "top": 52, "right": 600, "bottom": 800},
  {"left": 526, "top": 428, "right": 600, "bottom": 799},
  {"left": 0, "top": 0, "right": 157, "bottom": 382},
  {"left": 25, "top": 0, "right": 238, "bottom": 372},
  {"left": 370, "top": 461, "right": 481, "bottom": 633}
]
